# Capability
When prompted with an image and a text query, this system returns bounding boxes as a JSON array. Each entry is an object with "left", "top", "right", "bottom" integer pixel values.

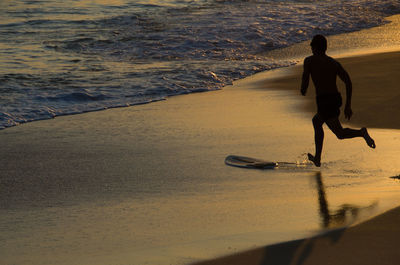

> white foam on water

[{"left": 0, "top": 0, "right": 400, "bottom": 129}]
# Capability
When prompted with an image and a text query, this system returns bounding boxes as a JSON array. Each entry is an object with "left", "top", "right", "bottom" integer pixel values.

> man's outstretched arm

[
  {"left": 337, "top": 62, "right": 353, "bottom": 120},
  {"left": 301, "top": 58, "right": 310, "bottom": 96}
]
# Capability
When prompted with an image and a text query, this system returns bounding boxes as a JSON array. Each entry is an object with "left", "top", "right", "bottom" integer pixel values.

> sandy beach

[{"left": 1, "top": 15, "right": 400, "bottom": 265}]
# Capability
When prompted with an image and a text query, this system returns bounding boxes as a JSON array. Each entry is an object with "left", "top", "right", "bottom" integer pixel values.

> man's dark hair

[{"left": 310, "top": 34, "right": 327, "bottom": 52}]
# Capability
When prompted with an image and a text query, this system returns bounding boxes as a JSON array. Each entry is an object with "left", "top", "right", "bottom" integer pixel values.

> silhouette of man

[{"left": 301, "top": 34, "right": 375, "bottom": 167}]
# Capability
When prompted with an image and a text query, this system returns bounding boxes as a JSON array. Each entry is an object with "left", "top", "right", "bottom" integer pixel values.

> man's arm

[
  {"left": 301, "top": 57, "right": 310, "bottom": 96},
  {"left": 337, "top": 62, "right": 353, "bottom": 120}
]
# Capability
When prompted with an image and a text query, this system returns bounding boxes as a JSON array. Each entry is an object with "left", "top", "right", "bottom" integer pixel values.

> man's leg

[
  {"left": 308, "top": 114, "right": 324, "bottom": 167},
  {"left": 325, "top": 118, "right": 376, "bottom": 148}
]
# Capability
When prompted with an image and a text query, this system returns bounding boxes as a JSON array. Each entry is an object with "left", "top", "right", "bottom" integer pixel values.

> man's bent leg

[
  {"left": 326, "top": 118, "right": 376, "bottom": 148},
  {"left": 326, "top": 118, "right": 361, "bottom": 139}
]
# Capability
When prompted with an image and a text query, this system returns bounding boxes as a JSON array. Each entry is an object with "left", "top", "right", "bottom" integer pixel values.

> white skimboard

[{"left": 225, "top": 155, "right": 307, "bottom": 169}]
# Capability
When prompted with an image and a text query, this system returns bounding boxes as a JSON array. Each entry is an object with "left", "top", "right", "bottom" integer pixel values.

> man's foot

[
  {"left": 307, "top": 153, "right": 321, "bottom": 167},
  {"left": 361, "top": 127, "right": 376, "bottom": 148}
]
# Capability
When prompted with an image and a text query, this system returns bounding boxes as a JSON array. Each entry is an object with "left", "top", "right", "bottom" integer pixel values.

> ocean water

[{"left": 1, "top": 0, "right": 400, "bottom": 129}]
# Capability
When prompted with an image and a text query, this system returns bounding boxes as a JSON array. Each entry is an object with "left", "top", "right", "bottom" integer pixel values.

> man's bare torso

[{"left": 304, "top": 54, "right": 343, "bottom": 96}]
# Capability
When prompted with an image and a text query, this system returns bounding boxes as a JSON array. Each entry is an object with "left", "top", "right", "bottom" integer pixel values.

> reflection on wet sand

[
  {"left": 314, "top": 172, "right": 377, "bottom": 228},
  {"left": 193, "top": 173, "right": 382, "bottom": 265}
]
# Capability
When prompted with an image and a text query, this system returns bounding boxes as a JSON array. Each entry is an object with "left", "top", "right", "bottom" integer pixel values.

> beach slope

[
  {"left": 262, "top": 51, "right": 400, "bottom": 129},
  {"left": 193, "top": 205, "right": 400, "bottom": 265}
]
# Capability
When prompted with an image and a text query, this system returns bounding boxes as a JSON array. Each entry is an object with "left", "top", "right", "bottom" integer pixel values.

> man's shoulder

[
  {"left": 326, "top": 56, "right": 344, "bottom": 70},
  {"left": 304, "top": 55, "right": 313, "bottom": 61},
  {"left": 304, "top": 55, "right": 314, "bottom": 65},
  {"left": 307, "top": 55, "right": 341, "bottom": 66},
  {"left": 326, "top": 55, "right": 338, "bottom": 62}
]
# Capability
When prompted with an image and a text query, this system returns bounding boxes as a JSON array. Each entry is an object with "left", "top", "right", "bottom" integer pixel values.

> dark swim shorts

[{"left": 316, "top": 93, "right": 342, "bottom": 120}]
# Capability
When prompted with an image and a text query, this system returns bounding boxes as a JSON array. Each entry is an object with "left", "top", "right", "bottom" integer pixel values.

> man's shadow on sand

[{"left": 193, "top": 172, "right": 377, "bottom": 265}]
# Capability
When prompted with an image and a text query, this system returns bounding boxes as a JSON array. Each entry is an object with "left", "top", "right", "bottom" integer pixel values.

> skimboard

[
  {"left": 225, "top": 155, "right": 277, "bottom": 169},
  {"left": 225, "top": 155, "right": 306, "bottom": 169}
]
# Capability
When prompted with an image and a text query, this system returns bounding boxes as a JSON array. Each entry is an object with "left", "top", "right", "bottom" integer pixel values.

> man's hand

[
  {"left": 344, "top": 105, "right": 353, "bottom": 120},
  {"left": 301, "top": 87, "right": 307, "bottom": 96}
]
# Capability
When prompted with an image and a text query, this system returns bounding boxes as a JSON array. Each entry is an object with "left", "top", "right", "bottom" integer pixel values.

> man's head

[{"left": 310, "top": 34, "right": 327, "bottom": 54}]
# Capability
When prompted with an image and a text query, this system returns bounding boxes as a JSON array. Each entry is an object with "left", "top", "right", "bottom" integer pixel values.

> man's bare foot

[
  {"left": 307, "top": 153, "right": 321, "bottom": 167},
  {"left": 361, "top": 127, "right": 376, "bottom": 148}
]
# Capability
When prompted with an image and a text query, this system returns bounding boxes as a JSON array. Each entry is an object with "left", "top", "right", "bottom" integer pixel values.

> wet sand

[{"left": 1, "top": 49, "right": 400, "bottom": 265}]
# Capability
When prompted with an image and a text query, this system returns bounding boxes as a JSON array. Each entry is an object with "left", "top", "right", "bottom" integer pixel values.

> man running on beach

[{"left": 301, "top": 34, "right": 376, "bottom": 167}]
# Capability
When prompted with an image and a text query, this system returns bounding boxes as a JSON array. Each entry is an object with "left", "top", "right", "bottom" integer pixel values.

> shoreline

[
  {"left": 1, "top": 14, "right": 400, "bottom": 132},
  {"left": 3, "top": 50, "right": 398, "bottom": 132}
]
